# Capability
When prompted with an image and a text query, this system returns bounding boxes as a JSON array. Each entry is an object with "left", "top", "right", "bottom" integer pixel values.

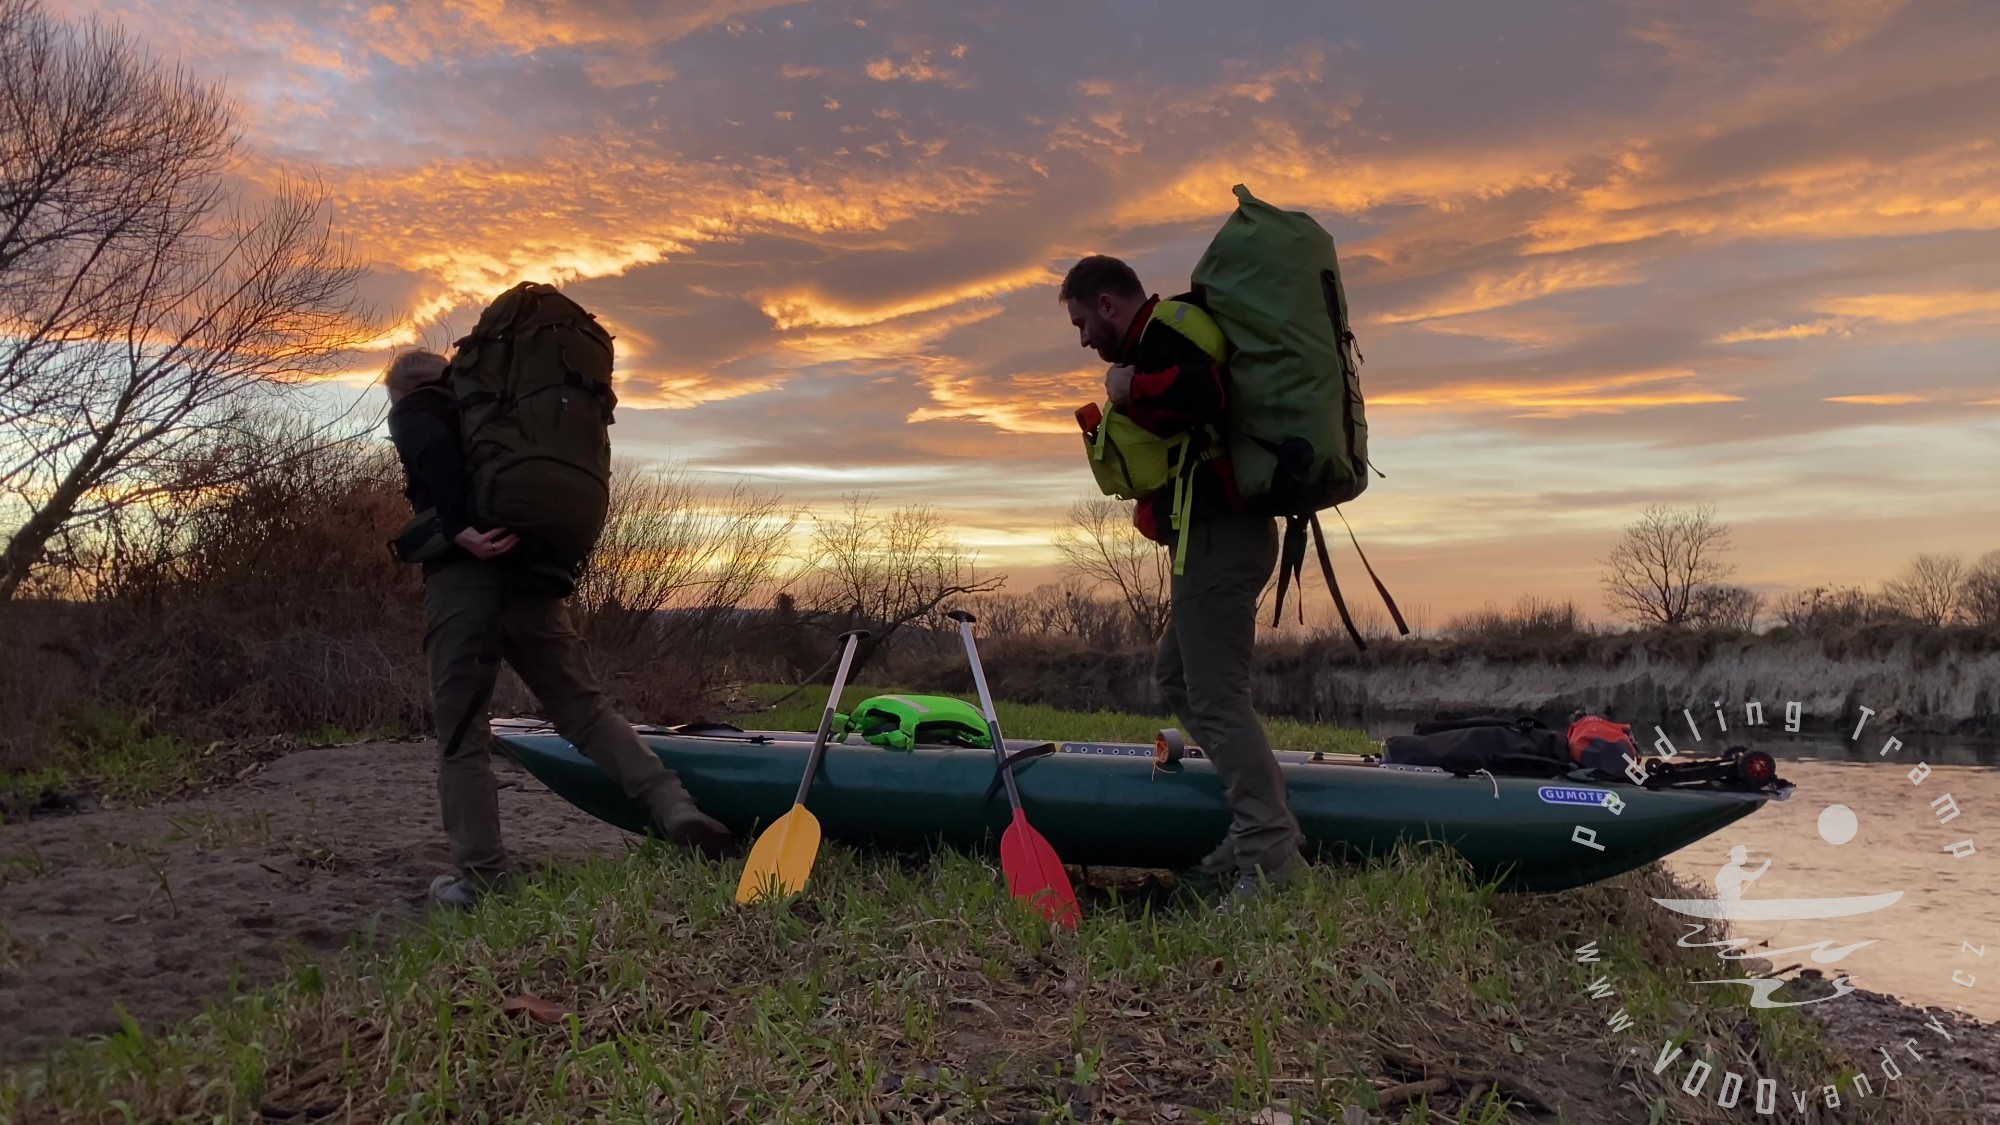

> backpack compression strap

[{"left": 1271, "top": 509, "right": 1409, "bottom": 649}]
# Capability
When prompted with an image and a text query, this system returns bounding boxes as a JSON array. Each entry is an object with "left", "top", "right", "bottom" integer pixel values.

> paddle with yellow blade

[
  {"left": 735, "top": 628, "right": 869, "bottom": 905},
  {"left": 947, "top": 609, "right": 1082, "bottom": 929}
]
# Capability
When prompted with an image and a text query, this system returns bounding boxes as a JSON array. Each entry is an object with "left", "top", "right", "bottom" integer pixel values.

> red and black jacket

[{"left": 1116, "top": 294, "right": 1244, "bottom": 544}]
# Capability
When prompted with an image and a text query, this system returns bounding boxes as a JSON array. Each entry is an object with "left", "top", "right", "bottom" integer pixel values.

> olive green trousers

[
  {"left": 1153, "top": 510, "right": 1304, "bottom": 875},
  {"left": 423, "top": 560, "right": 672, "bottom": 879}
]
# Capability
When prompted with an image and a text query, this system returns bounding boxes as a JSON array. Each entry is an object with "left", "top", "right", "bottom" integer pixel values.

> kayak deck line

[{"left": 489, "top": 719, "right": 1793, "bottom": 893}]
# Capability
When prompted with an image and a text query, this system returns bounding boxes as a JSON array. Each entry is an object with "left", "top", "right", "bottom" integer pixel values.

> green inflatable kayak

[{"left": 490, "top": 718, "right": 1792, "bottom": 893}]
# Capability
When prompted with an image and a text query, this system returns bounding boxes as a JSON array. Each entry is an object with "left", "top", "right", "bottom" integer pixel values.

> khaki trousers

[
  {"left": 1153, "top": 510, "right": 1303, "bottom": 874},
  {"left": 423, "top": 560, "right": 670, "bottom": 879}
]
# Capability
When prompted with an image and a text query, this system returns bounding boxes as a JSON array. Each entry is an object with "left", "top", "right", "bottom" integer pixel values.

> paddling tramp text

[
  {"left": 1567, "top": 699, "right": 1978, "bottom": 862},
  {"left": 1574, "top": 939, "right": 1970, "bottom": 1114}
]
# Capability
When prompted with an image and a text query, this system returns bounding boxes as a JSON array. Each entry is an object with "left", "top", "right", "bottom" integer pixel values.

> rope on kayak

[{"left": 1475, "top": 768, "right": 1499, "bottom": 799}]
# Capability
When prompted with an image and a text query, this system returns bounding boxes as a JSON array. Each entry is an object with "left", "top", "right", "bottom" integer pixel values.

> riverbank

[
  {"left": 1, "top": 740, "right": 1990, "bottom": 1123},
  {"left": 1, "top": 696, "right": 1995, "bottom": 1121},
  {"left": 894, "top": 626, "right": 2000, "bottom": 738}
]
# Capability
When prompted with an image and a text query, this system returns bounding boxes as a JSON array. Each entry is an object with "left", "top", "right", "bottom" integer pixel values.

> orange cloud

[
  {"left": 351, "top": 0, "right": 794, "bottom": 65},
  {"left": 1112, "top": 116, "right": 1582, "bottom": 226},
  {"left": 772, "top": 303, "right": 1012, "bottom": 368},
  {"left": 864, "top": 52, "right": 965, "bottom": 86},
  {"left": 1377, "top": 259, "right": 1641, "bottom": 325},
  {"left": 1716, "top": 318, "right": 1851, "bottom": 343},
  {"left": 756, "top": 266, "right": 1054, "bottom": 332},
  {"left": 1816, "top": 288, "right": 2000, "bottom": 325},
  {"left": 1524, "top": 140, "right": 2000, "bottom": 254},
  {"left": 906, "top": 361, "right": 1094, "bottom": 435},
  {"left": 613, "top": 371, "right": 788, "bottom": 410},
  {"left": 1825, "top": 394, "right": 1927, "bottom": 405},
  {"left": 282, "top": 137, "right": 1025, "bottom": 352},
  {"left": 1371, "top": 369, "right": 1744, "bottom": 417}
]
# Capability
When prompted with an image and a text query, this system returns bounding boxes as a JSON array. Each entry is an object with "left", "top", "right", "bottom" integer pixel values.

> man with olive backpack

[
  {"left": 1060, "top": 185, "right": 1405, "bottom": 901},
  {"left": 384, "top": 281, "right": 731, "bottom": 908}
]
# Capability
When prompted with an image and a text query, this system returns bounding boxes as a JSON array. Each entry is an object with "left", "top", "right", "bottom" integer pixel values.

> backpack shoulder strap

[{"left": 1147, "top": 298, "right": 1228, "bottom": 366}]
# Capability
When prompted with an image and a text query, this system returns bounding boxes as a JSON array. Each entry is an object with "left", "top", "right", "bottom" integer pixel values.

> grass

[
  {"left": 0, "top": 707, "right": 397, "bottom": 828},
  {"left": 0, "top": 839, "right": 1966, "bottom": 1124},
  {"left": 0, "top": 694, "right": 1981, "bottom": 1123},
  {"left": 720, "top": 682, "right": 1381, "bottom": 759},
  {"left": 0, "top": 708, "right": 202, "bottom": 824}
]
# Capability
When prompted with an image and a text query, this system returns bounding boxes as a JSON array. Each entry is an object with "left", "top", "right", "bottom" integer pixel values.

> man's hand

[
  {"left": 1105, "top": 364, "right": 1136, "bottom": 406},
  {"left": 455, "top": 526, "right": 520, "bottom": 559}
]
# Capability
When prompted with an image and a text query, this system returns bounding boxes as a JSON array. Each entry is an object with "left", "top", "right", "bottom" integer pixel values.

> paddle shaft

[
  {"left": 794, "top": 630, "right": 868, "bottom": 807},
  {"left": 951, "top": 615, "right": 1023, "bottom": 811}
]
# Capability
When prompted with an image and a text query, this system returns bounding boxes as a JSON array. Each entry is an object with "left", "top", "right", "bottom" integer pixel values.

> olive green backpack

[
  {"left": 446, "top": 282, "right": 618, "bottom": 570},
  {"left": 1185, "top": 184, "right": 1407, "bottom": 646}
]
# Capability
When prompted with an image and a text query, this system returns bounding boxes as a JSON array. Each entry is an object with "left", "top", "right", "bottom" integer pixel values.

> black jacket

[
  {"left": 387, "top": 386, "right": 473, "bottom": 573},
  {"left": 386, "top": 386, "right": 574, "bottom": 597}
]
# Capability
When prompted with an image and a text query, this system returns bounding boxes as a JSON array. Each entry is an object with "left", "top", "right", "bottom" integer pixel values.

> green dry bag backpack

[
  {"left": 1190, "top": 183, "right": 1370, "bottom": 514},
  {"left": 446, "top": 282, "right": 617, "bottom": 570},
  {"left": 1186, "top": 184, "right": 1406, "bottom": 646},
  {"left": 835, "top": 694, "right": 993, "bottom": 751}
]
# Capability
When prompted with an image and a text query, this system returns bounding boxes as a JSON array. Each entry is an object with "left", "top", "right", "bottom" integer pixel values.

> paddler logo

[
  {"left": 1567, "top": 698, "right": 1989, "bottom": 1116},
  {"left": 1658, "top": 841, "right": 1902, "bottom": 1009}
]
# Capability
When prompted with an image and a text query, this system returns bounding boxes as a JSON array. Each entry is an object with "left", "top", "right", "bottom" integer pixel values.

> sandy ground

[{"left": 0, "top": 741, "right": 634, "bottom": 1064}]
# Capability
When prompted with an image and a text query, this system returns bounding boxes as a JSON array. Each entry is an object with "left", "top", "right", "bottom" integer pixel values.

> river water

[{"left": 1361, "top": 720, "right": 1999, "bottom": 1021}]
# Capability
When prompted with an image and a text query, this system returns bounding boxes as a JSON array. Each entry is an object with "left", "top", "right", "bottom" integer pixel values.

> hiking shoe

[
  {"left": 645, "top": 772, "right": 734, "bottom": 859},
  {"left": 1196, "top": 838, "right": 1238, "bottom": 878},
  {"left": 428, "top": 870, "right": 510, "bottom": 909},
  {"left": 1217, "top": 851, "right": 1302, "bottom": 911}
]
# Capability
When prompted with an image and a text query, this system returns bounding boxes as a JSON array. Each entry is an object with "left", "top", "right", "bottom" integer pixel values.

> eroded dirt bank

[{"left": 915, "top": 633, "right": 2000, "bottom": 737}]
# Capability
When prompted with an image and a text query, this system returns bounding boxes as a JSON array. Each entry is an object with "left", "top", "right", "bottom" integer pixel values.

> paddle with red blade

[{"left": 947, "top": 609, "right": 1082, "bottom": 929}]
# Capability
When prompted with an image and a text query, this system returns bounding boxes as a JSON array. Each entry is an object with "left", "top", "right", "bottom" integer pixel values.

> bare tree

[
  {"left": 0, "top": 0, "right": 372, "bottom": 600},
  {"left": 1774, "top": 584, "right": 1878, "bottom": 632},
  {"left": 788, "top": 493, "right": 1004, "bottom": 670},
  {"left": 1880, "top": 553, "right": 1967, "bottom": 627},
  {"left": 1689, "top": 583, "right": 1763, "bottom": 632},
  {"left": 571, "top": 459, "right": 796, "bottom": 658},
  {"left": 1051, "top": 497, "right": 1170, "bottom": 640},
  {"left": 1963, "top": 549, "right": 2000, "bottom": 627},
  {"left": 1051, "top": 578, "right": 1129, "bottom": 647},
  {"left": 1599, "top": 504, "right": 1736, "bottom": 628},
  {"left": 955, "top": 590, "right": 1034, "bottom": 638}
]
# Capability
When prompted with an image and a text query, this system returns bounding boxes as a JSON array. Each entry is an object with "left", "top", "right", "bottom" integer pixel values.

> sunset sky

[{"left": 51, "top": 0, "right": 2000, "bottom": 629}]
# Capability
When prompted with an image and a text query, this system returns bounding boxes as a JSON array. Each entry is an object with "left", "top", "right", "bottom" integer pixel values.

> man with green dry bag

[{"left": 1059, "top": 185, "right": 1405, "bottom": 900}]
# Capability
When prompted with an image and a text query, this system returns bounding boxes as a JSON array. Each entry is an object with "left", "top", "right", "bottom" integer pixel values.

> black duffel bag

[{"left": 1379, "top": 716, "right": 1574, "bottom": 778}]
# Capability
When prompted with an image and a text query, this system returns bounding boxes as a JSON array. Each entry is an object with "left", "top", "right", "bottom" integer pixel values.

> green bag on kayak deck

[
  {"left": 1188, "top": 183, "right": 1372, "bottom": 515},
  {"left": 836, "top": 694, "right": 992, "bottom": 751}
]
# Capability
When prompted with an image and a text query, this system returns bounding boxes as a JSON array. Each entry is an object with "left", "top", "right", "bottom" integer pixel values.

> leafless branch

[{"left": 0, "top": 0, "right": 375, "bottom": 599}]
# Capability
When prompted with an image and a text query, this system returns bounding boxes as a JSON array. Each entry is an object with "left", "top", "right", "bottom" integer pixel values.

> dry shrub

[
  {"left": 4, "top": 422, "right": 436, "bottom": 763},
  {"left": 568, "top": 460, "right": 796, "bottom": 716},
  {"left": 4, "top": 436, "right": 804, "bottom": 781},
  {"left": 1442, "top": 595, "right": 1586, "bottom": 646}
]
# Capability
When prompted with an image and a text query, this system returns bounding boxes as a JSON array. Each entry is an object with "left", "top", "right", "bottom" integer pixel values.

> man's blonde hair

[{"left": 382, "top": 348, "right": 449, "bottom": 402}]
